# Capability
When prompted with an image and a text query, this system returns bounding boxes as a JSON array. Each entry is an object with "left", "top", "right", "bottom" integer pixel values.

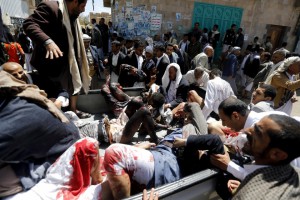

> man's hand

[
  {"left": 103, "top": 58, "right": 108, "bottom": 65},
  {"left": 134, "top": 142, "right": 156, "bottom": 149},
  {"left": 164, "top": 103, "right": 171, "bottom": 110},
  {"left": 210, "top": 151, "right": 230, "bottom": 171},
  {"left": 45, "top": 42, "right": 63, "bottom": 59},
  {"left": 129, "top": 67, "right": 138, "bottom": 75},
  {"left": 291, "top": 97, "right": 298, "bottom": 103},
  {"left": 143, "top": 188, "right": 159, "bottom": 200},
  {"left": 173, "top": 137, "right": 186, "bottom": 148},
  {"left": 173, "top": 44, "right": 179, "bottom": 51},
  {"left": 227, "top": 179, "right": 240, "bottom": 194}
]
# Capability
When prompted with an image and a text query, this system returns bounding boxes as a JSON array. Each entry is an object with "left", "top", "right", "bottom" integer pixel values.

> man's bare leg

[{"left": 70, "top": 95, "right": 78, "bottom": 113}]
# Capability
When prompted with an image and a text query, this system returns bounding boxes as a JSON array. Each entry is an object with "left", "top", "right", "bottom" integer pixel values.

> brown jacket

[
  {"left": 270, "top": 72, "right": 300, "bottom": 108},
  {"left": 23, "top": 1, "right": 69, "bottom": 78}
]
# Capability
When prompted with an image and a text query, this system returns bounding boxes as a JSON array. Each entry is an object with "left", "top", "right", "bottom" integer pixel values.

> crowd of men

[{"left": 1, "top": 0, "right": 300, "bottom": 200}]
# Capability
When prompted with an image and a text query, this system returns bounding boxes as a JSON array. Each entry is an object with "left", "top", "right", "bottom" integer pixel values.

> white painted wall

[{"left": 0, "top": 0, "right": 30, "bottom": 24}]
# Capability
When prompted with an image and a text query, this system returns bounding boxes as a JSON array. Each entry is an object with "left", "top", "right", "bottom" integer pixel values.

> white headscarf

[
  {"left": 9, "top": 138, "right": 103, "bottom": 200},
  {"left": 265, "top": 56, "right": 300, "bottom": 84},
  {"left": 162, "top": 63, "right": 182, "bottom": 102}
]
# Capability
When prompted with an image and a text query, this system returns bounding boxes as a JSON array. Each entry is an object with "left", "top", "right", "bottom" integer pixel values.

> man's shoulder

[
  {"left": 119, "top": 51, "right": 126, "bottom": 58},
  {"left": 180, "top": 77, "right": 190, "bottom": 86},
  {"left": 161, "top": 56, "right": 169, "bottom": 63},
  {"left": 37, "top": 0, "right": 60, "bottom": 11}
]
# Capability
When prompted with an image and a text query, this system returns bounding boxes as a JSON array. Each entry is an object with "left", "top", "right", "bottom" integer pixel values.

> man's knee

[{"left": 188, "top": 90, "right": 198, "bottom": 98}]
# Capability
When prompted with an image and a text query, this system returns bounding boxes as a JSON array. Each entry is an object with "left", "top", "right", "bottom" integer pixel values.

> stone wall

[{"left": 112, "top": 0, "right": 300, "bottom": 51}]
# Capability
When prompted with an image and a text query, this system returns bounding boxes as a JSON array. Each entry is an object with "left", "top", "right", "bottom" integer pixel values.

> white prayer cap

[
  {"left": 145, "top": 46, "right": 153, "bottom": 54},
  {"left": 231, "top": 46, "right": 241, "bottom": 53},
  {"left": 82, "top": 34, "right": 91, "bottom": 41}
]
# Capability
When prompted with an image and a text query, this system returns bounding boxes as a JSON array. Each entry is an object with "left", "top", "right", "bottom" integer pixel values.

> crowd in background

[{"left": 1, "top": 1, "right": 300, "bottom": 200}]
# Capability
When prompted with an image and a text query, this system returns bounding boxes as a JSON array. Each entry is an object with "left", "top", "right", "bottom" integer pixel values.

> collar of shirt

[
  {"left": 136, "top": 54, "right": 143, "bottom": 70},
  {"left": 112, "top": 52, "right": 120, "bottom": 66},
  {"left": 244, "top": 163, "right": 269, "bottom": 175},
  {"left": 156, "top": 54, "right": 164, "bottom": 66},
  {"left": 243, "top": 111, "right": 263, "bottom": 130},
  {"left": 285, "top": 71, "right": 295, "bottom": 81}
]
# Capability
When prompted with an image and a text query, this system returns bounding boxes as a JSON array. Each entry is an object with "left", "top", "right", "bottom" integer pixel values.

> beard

[{"left": 242, "top": 134, "right": 253, "bottom": 155}]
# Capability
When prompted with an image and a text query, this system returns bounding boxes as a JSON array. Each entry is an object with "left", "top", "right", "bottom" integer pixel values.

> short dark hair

[
  {"left": 155, "top": 45, "right": 165, "bottom": 52},
  {"left": 282, "top": 42, "right": 288, "bottom": 47},
  {"left": 151, "top": 92, "right": 165, "bottom": 108},
  {"left": 134, "top": 41, "right": 144, "bottom": 49},
  {"left": 238, "top": 28, "right": 243, "bottom": 32},
  {"left": 195, "top": 22, "right": 200, "bottom": 26},
  {"left": 166, "top": 43, "right": 174, "bottom": 48},
  {"left": 210, "top": 68, "right": 222, "bottom": 77},
  {"left": 231, "top": 24, "right": 237, "bottom": 28},
  {"left": 218, "top": 96, "right": 249, "bottom": 117},
  {"left": 262, "top": 52, "right": 271, "bottom": 61},
  {"left": 267, "top": 114, "right": 300, "bottom": 164},
  {"left": 112, "top": 40, "right": 121, "bottom": 47},
  {"left": 66, "top": 0, "right": 86, "bottom": 4},
  {"left": 191, "top": 33, "right": 200, "bottom": 41},
  {"left": 91, "top": 18, "right": 96, "bottom": 23},
  {"left": 259, "top": 83, "right": 276, "bottom": 100},
  {"left": 213, "top": 24, "right": 219, "bottom": 29},
  {"left": 164, "top": 33, "right": 170, "bottom": 40}
]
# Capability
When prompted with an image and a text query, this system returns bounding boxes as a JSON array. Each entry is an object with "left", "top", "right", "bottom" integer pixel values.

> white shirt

[
  {"left": 166, "top": 81, "right": 177, "bottom": 103},
  {"left": 192, "top": 52, "right": 209, "bottom": 69},
  {"left": 112, "top": 52, "right": 120, "bottom": 66},
  {"left": 202, "top": 77, "right": 235, "bottom": 119},
  {"left": 243, "top": 110, "right": 287, "bottom": 130},
  {"left": 184, "top": 70, "right": 209, "bottom": 89},
  {"left": 156, "top": 54, "right": 164, "bottom": 67},
  {"left": 136, "top": 54, "right": 143, "bottom": 70},
  {"left": 227, "top": 161, "right": 268, "bottom": 181},
  {"left": 180, "top": 42, "right": 187, "bottom": 52}
]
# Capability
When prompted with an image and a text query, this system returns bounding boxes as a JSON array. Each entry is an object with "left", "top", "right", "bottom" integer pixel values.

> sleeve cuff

[
  {"left": 44, "top": 39, "right": 54, "bottom": 46},
  {"left": 57, "top": 96, "right": 69, "bottom": 107}
]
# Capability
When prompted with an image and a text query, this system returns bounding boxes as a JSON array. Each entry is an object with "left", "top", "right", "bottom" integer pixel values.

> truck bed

[{"left": 77, "top": 88, "right": 221, "bottom": 200}]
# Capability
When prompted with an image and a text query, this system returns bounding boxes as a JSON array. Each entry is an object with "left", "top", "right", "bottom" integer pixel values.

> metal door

[{"left": 192, "top": 2, "right": 243, "bottom": 61}]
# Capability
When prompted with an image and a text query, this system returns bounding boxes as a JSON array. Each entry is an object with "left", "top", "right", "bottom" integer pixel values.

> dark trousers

[{"left": 120, "top": 107, "right": 158, "bottom": 144}]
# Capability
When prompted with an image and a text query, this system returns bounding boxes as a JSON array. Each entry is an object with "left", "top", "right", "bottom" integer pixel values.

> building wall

[
  {"left": 90, "top": 12, "right": 112, "bottom": 24},
  {"left": 112, "top": 0, "right": 300, "bottom": 51}
]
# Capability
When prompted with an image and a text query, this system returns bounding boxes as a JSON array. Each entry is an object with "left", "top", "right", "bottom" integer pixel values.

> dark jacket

[
  {"left": 23, "top": 1, "right": 72, "bottom": 97},
  {"left": 165, "top": 77, "right": 189, "bottom": 108},
  {"left": 118, "top": 52, "right": 146, "bottom": 87},
  {"left": 223, "top": 29, "right": 236, "bottom": 46},
  {"left": 124, "top": 51, "right": 140, "bottom": 68},
  {"left": 155, "top": 56, "right": 170, "bottom": 85},
  {"left": 0, "top": 97, "right": 79, "bottom": 191},
  {"left": 90, "top": 45, "right": 104, "bottom": 75},
  {"left": 91, "top": 25, "right": 103, "bottom": 49},
  {"left": 235, "top": 33, "right": 244, "bottom": 48},
  {"left": 17, "top": 32, "right": 32, "bottom": 53},
  {"left": 222, "top": 53, "right": 238, "bottom": 77},
  {"left": 23, "top": 1, "right": 69, "bottom": 78},
  {"left": 142, "top": 58, "right": 156, "bottom": 85},
  {"left": 243, "top": 54, "right": 260, "bottom": 78},
  {"left": 106, "top": 51, "right": 126, "bottom": 75},
  {"left": 208, "top": 31, "right": 220, "bottom": 49}
]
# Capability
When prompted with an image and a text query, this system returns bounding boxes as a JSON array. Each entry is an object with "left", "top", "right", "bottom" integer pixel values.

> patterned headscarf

[
  {"left": 12, "top": 138, "right": 103, "bottom": 200},
  {"left": 265, "top": 56, "right": 300, "bottom": 84}
]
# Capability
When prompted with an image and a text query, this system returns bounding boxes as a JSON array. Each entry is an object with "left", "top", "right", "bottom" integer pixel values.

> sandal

[{"left": 76, "top": 110, "right": 92, "bottom": 119}]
